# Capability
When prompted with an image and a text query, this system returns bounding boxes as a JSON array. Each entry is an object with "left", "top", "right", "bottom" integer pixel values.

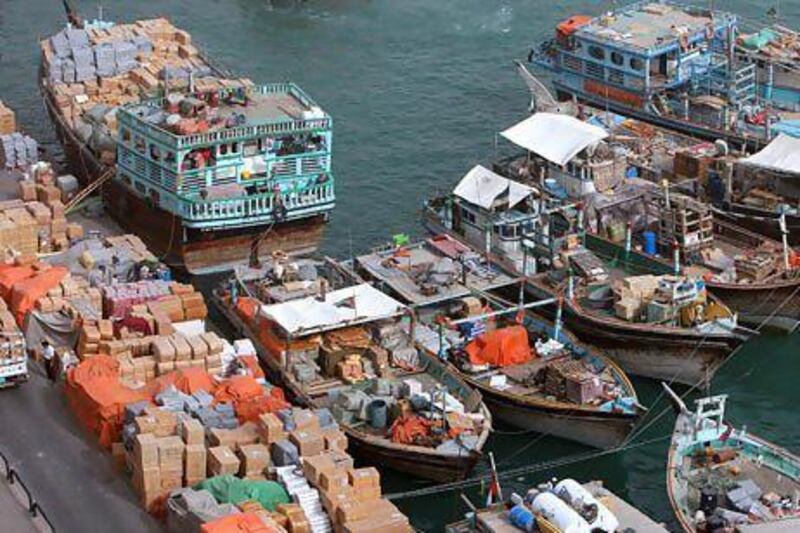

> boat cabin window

[
  {"left": 150, "top": 144, "right": 161, "bottom": 161},
  {"left": 610, "top": 51, "right": 624, "bottom": 66},
  {"left": 629, "top": 57, "right": 645, "bottom": 71},
  {"left": 134, "top": 135, "right": 146, "bottom": 154},
  {"left": 231, "top": 142, "right": 239, "bottom": 154},
  {"left": 219, "top": 144, "right": 228, "bottom": 156},
  {"left": 499, "top": 224, "right": 519, "bottom": 239},
  {"left": 588, "top": 45, "right": 605, "bottom": 61},
  {"left": 165, "top": 151, "right": 176, "bottom": 164},
  {"left": 121, "top": 128, "right": 131, "bottom": 144},
  {"left": 243, "top": 140, "right": 259, "bottom": 157},
  {"left": 460, "top": 206, "right": 476, "bottom": 224}
]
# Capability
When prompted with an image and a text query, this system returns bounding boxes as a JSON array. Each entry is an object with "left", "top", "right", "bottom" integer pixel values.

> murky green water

[{"left": 1, "top": 1, "right": 798, "bottom": 530}]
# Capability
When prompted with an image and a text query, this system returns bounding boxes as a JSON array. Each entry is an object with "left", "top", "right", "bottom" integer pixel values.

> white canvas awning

[
  {"left": 452, "top": 165, "right": 535, "bottom": 210},
  {"left": 500, "top": 113, "right": 609, "bottom": 166},
  {"left": 742, "top": 134, "right": 800, "bottom": 174},
  {"left": 260, "top": 283, "right": 406, "bottom": 336}
]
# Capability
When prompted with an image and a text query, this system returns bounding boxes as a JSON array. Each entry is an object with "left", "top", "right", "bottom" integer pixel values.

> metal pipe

[
  {"left": 449, "top": 296, "right": 557, "bottom": 326},
  {"left": 567, "top": 269, "right": 575, "bottom": 300}
]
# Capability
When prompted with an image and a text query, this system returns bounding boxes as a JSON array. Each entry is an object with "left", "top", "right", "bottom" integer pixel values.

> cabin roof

[
  {"left": 501, "top": 113, "right": 608, "bottom": 166},
  {"left": 742, "top": 133, "right": 800, "bottom": 174},
  {"left": 575, "top": 2, "right": 734, "bottom": 52},
  {"left": 453, "top": 165, "right": 536, "bottom": 210},
  {"left": 260, "top": 283, "right": 406, "bottom": 336}
]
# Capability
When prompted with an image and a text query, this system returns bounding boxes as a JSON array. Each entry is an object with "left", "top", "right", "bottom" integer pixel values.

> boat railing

[
  {"left": 181, "top": 182, "right": 335, "bottom": 225},
  {"left": 117, "top": 83, "right": 332, "bottom": 151}
]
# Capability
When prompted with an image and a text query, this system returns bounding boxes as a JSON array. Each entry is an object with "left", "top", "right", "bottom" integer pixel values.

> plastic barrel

[
  {"left": 508, "top": 504, "right": 536, "bottom": 532},
  {"left": 367, "top": 399, "right": 388, "bottom": 429},
  {"left": 643, "top": 231, "right": 657, "bottom": 256}
]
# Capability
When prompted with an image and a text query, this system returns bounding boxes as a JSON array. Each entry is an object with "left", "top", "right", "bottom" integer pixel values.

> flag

[{"left": 486, "top": 452, "right": 503, "bottom": 506}]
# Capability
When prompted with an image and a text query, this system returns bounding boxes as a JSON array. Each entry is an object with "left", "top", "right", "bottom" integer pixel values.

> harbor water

[{"left": 1, "top": 1, "right": 798, "bottom": 530}]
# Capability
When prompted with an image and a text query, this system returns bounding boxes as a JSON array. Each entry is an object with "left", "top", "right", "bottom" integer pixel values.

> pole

[
  {"left": 567, "top": 267, "right": 575, "bottom": 300},
  {"left": 673, "top": 240, "right": 681, "bottom": 275},
  {"left": 554, "top": 296, "right": 563, "bottom": 341},
  {"left": 625, "top": 221, "right": 632, "bottom": 254},
  {"left": 780, "top": 212, "right": 790, "bottom": 271},
  {"left": 449, "top": 296, "right": 558, "bottom": 326}
]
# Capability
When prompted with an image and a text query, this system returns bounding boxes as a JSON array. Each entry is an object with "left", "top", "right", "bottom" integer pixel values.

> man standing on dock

[{"left": 42, "top": 341, "right": 57, "bottom": 383}]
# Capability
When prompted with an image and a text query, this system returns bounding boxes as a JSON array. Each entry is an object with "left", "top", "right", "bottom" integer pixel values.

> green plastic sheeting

[
  {"left": 741, "top": 29, "right": 778, "bottom": 50},
  {"left": 196, "top": 475, "right": 290, "bottom": 511}
]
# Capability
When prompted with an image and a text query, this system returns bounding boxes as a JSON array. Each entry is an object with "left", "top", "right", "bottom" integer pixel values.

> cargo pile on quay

[{"left": 1, "top": 1, "right": 800, "bottom": 532}]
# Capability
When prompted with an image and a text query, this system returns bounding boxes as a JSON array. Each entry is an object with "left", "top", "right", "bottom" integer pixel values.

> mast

[{"left": 61, "top": 0, "right": 84, "bottom": 28}]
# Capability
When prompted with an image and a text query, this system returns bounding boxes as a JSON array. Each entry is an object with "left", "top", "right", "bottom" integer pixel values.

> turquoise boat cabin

[{"left": 116, "top": 83, "right": 335, "bottom": 231}]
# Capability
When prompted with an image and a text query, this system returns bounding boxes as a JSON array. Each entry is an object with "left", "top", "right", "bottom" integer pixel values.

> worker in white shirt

[{"left": 42, "top": 341, "right": 57, "bottom": 383}]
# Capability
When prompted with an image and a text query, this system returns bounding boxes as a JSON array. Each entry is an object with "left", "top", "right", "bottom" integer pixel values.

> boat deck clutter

[
  {"left": 216, "top": 259, "right": 491, "bottom": 481},
  {"left": 668, "top": 390, "right": 800, "bottom": 533}
]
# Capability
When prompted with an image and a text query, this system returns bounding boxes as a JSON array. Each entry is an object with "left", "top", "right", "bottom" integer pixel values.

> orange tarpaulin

[
  {"left": 65, "top": 356, "right": 150, "bottom": 449},
  {"left": 215, "top": 375, "right": 289, "bottom": 423},
  {"left": 201, "top": 512, "right": 277, "bottom": 533},
  {"left": 390, "top": 414, "right": 432, "bottom": 444},
  {"left": 236, "top": 297, "right": 260, "bottom": 322},
  {"left": 464, "top": 326, "right": 531, "bottom": 367},
  {"left": 10, "top": 266, "right": 68, "bottom": 326},
  {"left": 146, "top": 367, "right": 217, "bottom": 397},
  {"left": 0, "top": 264, "right": 37, "bottom": 301},
  {"left": 239, "top": 355, "right": 266, "bottom": 380}
]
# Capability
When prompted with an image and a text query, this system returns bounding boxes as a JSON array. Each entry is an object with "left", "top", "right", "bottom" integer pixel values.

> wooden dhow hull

[
  {"left": 523, "top": 280, "right": 745, "bottom": 387},
  {"left": 211, "top": 290, "right": 489, "bottom": 483},
  {"left": 39, "top": 73, "right": 326, "bottom": 275}
]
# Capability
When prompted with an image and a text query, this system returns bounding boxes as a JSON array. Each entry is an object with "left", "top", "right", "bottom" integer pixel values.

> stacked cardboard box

[
  {"left": 208, "top": 446, "right": 240, "bottom": 476},
  {"left": 238, "top": 444, "right": 270, "bottom": 479},
  {"left": 39, "top": 18, "right": 255, "bottom": 135}
]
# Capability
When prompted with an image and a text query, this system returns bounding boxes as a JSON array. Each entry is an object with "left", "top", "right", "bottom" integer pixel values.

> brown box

[
  {"left": 302, "top": 454, "right": 335, "bottom": 486},
  {"left": 134, "top": 433, "right": 159, "bottom": 469},
  {"left": 133, "top": 466, "right": 161, "bottom": 495},
  {"left": 184, "top": 443, "right": 207, "bottom": 481},
  {"left": 290, "top": 429, "right": 325, "bottom": 458},
  {"left": 208, "top": 446, "right": 240, "bottom": 476},
  {"left": 256, "top": 412, "right": 286, "bottom": 445},
  {"left": 179, "top": 418, "right": 204, "bottom": 445},
  {"left": 293, "top": 410, "right": 320, "bottom": 432},
  {"left": 348, "top": 467, "right": 380, "bottom": 491},
  {"left": 187, "top": 335, "right": 207, "bottom": 359},
  {"left": 319, "top": 467, "right": 349, "bottom": 494},
  {"left": 170, "top": 334, "right": 192, "bottom": 361},
  {"left": 322, "top": 428, "right": 348, "bottom": 452},
  {"left": 237, "top": 444, "right": 270, "bottom": 476},
  {"left": 157, "top": 435, "right": 185, "bottom": 471}
]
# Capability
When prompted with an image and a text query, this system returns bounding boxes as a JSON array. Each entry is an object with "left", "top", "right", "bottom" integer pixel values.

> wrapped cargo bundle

[{"left": 0, "top": 133, "right": 38, "bottom": 169}]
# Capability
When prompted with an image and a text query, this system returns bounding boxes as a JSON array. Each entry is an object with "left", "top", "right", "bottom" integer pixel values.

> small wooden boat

[
  {"left": 446, "top": 478, "right": 667, "bottom": 532},
  {"left": 525, "top": 270, "right": 749, "bottom": 387},
  {"left": 664, "top": 385, "right": 800, "bottom": 532},
  {"left": 211, "top": 261, "right": 492, "bottom": 482},
  {"left": 342, "top": 237, "right": 644, "bottom": 449},
  {"left": 583, "top": 189, "right": 800, "bottom": 334}
]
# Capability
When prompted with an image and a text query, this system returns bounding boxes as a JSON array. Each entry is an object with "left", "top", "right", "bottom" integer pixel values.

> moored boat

[
  {"left": 344, "top": 237, "right": 644, "bottom": 449},
  {"left": 446, "top": 477, "right": 668, "bottom": 532},
  {"left": 39, "top": 7, "right": 334, "bottom": 274},
  {"left": 664, "top": 385, "right": 800, "bottom": 532},
  {"left": 526, "top": 2, "right": 800, "bottom": 150},
  {"left": 422, "top": 165, "right": 750, "bottom": 386},
  {"left": 583, "top": 192, "right": 800, "bottom": 333},
  {"left": 210, "top": 259, "right": 492, "bottom": 482}
]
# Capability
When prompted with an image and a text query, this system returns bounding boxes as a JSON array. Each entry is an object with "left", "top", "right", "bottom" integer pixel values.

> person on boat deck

[
  {"left": 88, "top": 264, "right": 107, "bottom": 288},
  {"left": 42, "top": 340, "right": 57, "bottom": 383}
]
